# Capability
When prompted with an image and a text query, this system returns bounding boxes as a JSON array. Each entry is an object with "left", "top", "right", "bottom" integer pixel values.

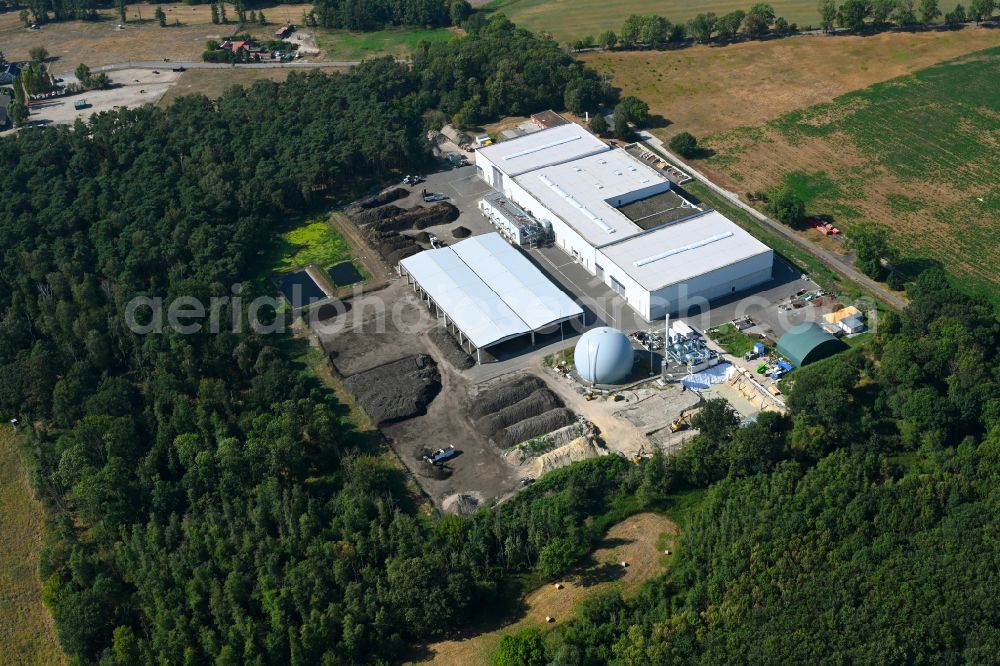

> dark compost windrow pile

[
  {"left": 428, "top": 327, "right": 475, "bottom": 370},
  {"left": 344, "top": 354, "right": 442, "bottom": 425}
]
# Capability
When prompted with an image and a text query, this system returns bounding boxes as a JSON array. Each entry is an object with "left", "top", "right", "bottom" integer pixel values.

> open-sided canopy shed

[{"left": 399, "top": 232, "right": 583, "bottom": 362}]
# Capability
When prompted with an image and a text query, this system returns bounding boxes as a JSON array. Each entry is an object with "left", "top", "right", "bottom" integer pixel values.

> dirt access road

[
  {"left": 410, "top": 512, "right": 678, "bottom": 665},
  {"left": 639, "top": 133, "right": 908, "bottom": 311}
]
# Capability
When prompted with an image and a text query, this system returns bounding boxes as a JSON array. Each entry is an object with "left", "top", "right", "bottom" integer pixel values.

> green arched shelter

[{"left": 776, "top": 323, "right": 848, "bottom": 367}]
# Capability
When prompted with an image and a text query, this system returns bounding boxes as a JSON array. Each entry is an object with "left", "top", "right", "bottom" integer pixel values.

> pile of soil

[
  {"left": 344, "top": 354, "right": 441, "bottom": 425},
  {"left": 469, "top": 375, "right": 546, "bottom": 419},
  {"left": 493, "top": 408, "right": 577, "bottom": 449},
  {"left": 452, "top": 226, "right": 472, "bottom": 239},
  {"left": 475, "top": 389, "right": 563, "bottom": 437},
  {"left": 443, "top": 492, "right": 483, "bottom": 516},
  {"left": 364, "top": 229, "right": 422, "bottom": 265},
  {"left": 365, "top": 202, "right": 460, "bottom": 234},
  {"left": 354, "top": 204, "right": 405, "bottom": 227},
  {"left": 413, "top": 230, "right": 432, "bottom": 244},
  {"left": 428, "top": 327, "right": 475, "bottom": 370},
  {"left": 355, "top": 187, "right": 408, "bottom": 210},
  {"left": 415, "top": 462, "right": 452, "bottom": 480}
]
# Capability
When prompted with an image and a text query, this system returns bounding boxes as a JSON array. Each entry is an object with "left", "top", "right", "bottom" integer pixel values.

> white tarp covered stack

[{"left": 682, "top": 363, "right": 735, "bottom": 390}]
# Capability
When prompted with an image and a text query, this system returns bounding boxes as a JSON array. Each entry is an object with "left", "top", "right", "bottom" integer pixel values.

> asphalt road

[
  {"left": 637, "top": 133, "right": 908, "bottom": 311},
  {"left": 90, "top": 59, "right": 403, "bottom": 72}
]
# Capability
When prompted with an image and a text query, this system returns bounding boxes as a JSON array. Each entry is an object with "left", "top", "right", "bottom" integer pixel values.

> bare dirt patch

[
  {"left": 580, "top": 28, "right": 1000, "bottom": 139},
  {"left": 412, "top": 511, "right": 679, "bottom": 666},
  {"left": 0, "top": 3, "right": 317, "bottom": 72},
  {"left": 313, "top": 280, "right": 523, "bottom": 508},
  {"left": 2, "top": 4, "right": 224, "bottom": 71}
]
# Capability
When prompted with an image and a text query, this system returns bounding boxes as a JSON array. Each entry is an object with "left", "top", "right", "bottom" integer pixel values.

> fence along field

[{"left": 701, "top": 47, "right": 1000, "bottom": 302}]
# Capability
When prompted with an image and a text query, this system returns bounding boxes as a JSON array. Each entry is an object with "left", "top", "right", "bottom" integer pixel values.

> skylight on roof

[{"left": 633, "top": 232, "right": 734, "bottom": 267}]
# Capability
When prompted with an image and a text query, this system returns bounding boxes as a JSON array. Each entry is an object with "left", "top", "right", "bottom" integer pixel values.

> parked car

[{"left": 423, "top": 193, "right": 448, "bottom": 202}]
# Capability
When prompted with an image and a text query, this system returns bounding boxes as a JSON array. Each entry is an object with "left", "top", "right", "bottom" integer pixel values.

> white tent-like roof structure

[{"left": 399, "top": 233, "right": 583, "bottom": 355}]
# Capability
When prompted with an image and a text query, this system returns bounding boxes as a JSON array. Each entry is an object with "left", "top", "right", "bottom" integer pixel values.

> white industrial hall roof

[
  {"left": 514, "top": 149, "right": 673, "bottom": 247},
  {"left": 399, "top": 233, "right": 583, "bottom": 349},
  {"left": 597, "top": 210, "right": 773, "bottom": 291},
  {"left": 476, "top": 123, "right": 609, "bottom": 177}
]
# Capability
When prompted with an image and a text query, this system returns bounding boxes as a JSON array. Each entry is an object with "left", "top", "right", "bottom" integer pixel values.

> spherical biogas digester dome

[{"left": 574, "top": 327, "right": 635, "bottom": 385}]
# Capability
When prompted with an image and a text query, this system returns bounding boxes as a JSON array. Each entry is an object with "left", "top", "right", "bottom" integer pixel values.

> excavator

[
  {"left": 670, "top": 394, "right": 704, "bottom": 432},
  {"left": 670, "top": 413, "right": 690, "bottom": 433}
]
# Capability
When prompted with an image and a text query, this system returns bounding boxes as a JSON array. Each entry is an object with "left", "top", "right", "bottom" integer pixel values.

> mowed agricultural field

[
  {"left": 580, "top": 28, "right": 1000, "bottom": 139},
  {"left": 703, "top": 47, "right": 1000, "bottom": 301},
  {"left": 486, "top": 0, "right": 961, "bottom": 42},
  {"left": 0, "top": 427, "right": 66, "bottom": 666},
  {"left": 413, "top": 512, "right": 678, "bottom": 665}
]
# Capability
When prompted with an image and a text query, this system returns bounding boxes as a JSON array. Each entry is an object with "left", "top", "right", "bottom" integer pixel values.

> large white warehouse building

[{"left": 475, "top": 120, "right": 774, "bottom": 320}]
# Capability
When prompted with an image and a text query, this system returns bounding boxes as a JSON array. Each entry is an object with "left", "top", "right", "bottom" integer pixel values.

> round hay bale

[
  {"left": 545, "top": 616, "right": 555, "bottom": 623},
  {"left": 452, "top": 226, "right": 471, "bottom": 239}
]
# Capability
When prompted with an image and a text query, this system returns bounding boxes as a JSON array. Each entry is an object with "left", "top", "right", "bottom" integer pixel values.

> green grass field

[
  {"left": 274, "top": 219, "right": 354, "bottom": 272},
  {"left": 703, "top": 47, "right": 1000, "bottom": 303},
  {"left": 708, "top": 323, "right": 758, "bottom": 356},
  {"left": 314, "top": 26, "right": 458, "bottom": 59},
  {"left": 0, "top": 427, "right": 66, "bottom": 666}
]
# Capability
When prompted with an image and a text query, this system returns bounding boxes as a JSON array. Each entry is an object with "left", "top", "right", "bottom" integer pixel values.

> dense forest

[
  {"left": 313, "top": 0, "right": 466, "bottom": 30},
  {"left": 2, "top": 8, "right": 998, "bottom": 665},
  {"left": 0, "top": 17, "right": 621, "bottom": 664}
]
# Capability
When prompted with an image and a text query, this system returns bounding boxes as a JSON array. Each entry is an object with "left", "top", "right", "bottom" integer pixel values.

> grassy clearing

[
  {"left": 708, "top": 323, "right": 757, "bottom": 356},
  {"left": 580, "top": 28, "right": 1000, "bottom": 140},
  {"left": 313, "top": 26, "right": 458, "bottom": 60},
  {"left": 416, "top": 511, "right": 679, "bottom": 665},
  {"left": 274, "top": 219, "right": 354, "bottom": 272},
  {"left": 0, "top": 427, "right": 66, "bottom": 666},
  {"left": 543, "top": 346, "right": 575, "bottom": 368},
  {"left": 703, "top": 47, "right": 1000, "bottom": 303}
]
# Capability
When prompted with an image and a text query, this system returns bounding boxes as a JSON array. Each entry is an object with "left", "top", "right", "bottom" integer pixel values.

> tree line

[
  {"left": 820, "top": 0, "right": 996, "bottom": 31},
  {"left": 568, "top": 0, "right": 996, "bottom": 51},
  {"left": 571, "top": 4, "right": 800, "bottom": 51},
  {"left": 312, "top": 0, "right": 473, "bottom": 30}
]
